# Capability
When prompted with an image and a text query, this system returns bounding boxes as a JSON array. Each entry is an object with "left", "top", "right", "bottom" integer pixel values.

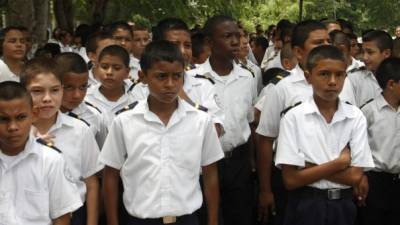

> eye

[
  {"left": 319, "top": 71, "right": 330, "bottom": 77},
  {"left": 16, "top": 114, "right": 27, "bottom": 121},
  {"left": 157, "top": 73, "right": 167, "bottom": 80},
  {"left": 51, "top": 87, "right": 60, "bottom": 93},
  {"left": 64, "top": 85, "right": 74, "bottom": 91},
  {"left": 0, "top": 116, "right": 9, "bottom": 123}
]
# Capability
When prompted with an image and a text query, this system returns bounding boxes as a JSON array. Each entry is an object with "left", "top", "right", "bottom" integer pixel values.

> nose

[
  {"left": 165, "top": 76, "right": 175, "bottom": 88},
  {"left": 72, "top": 89, "right": 81, "bottom": 99},
  {"left": 8, "top": 120, "right": 19, "bottom": 132},
  {"left": 43, "top": 90, "right": 52, "bottom": 102},
  {"left": 328, "top": 74, "right": 337, "bottom": 85}
]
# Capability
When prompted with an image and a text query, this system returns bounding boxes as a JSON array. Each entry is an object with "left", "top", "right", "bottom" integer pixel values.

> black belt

[
  {"left": 289, "top": 186, "right": 353, "bottom": 200},
  {"left": 367, "top": 171, "right": 400, "bottom": 181},
  {"left": 224, "top": 143, "right": 248, "bottom": 159}
]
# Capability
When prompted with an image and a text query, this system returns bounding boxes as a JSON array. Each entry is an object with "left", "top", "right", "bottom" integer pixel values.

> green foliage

[{"left": 72, "top": 0, "right": 400, "bottom": 34}]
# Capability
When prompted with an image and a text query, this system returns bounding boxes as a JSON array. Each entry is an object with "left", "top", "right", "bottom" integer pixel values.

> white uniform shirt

[
  {"left": 99, "top": 99, "right": 224, "bottom": 218},
  {"left": 85, "top": 81, "right": 137, "bottom": 127},
  {"left": 246, "top": 60, "right": 264, "bottom": 93},
  {"left": 189, "top": 59, "right": 257, "bottom": 151},
  {"left": 265, "top": 51, "right": 283, "bottom": 71},
  {"left": 346, "top": 57, "right": 364, "bottom": 73},
  {"left": 130, "top": 73, "right": 224, "bottom": 125},
  {"left": 347, "top": 69, "right": 382, "bottom": 107},
  {"left": 361, "top": 94, "right": 400, "bottom": 173},
  {"left": 43, "top": 112, "right": 102, "bottom": 202},
  {"left": 261, "top": 46, "right": 278, "bottom": 70},
  {"left": 88, "top": 69, "right": 99, "bottom": 87},
  {"left": 275, "top": 97, "right": 374, "bottom": 189},
  {"left": 256, "top": 64, "right": 355, "bottom": 138},
  {"left": 68, "top": 102, "right": 108, "bottom": 148},
  {"left": 0, "top": 135, "right": 82, "bottom": 225},
  {"left": 0, "top": 59, "right": 19, "bottom": 83},
  {"left": 129, "top": 55, "right": 141, "bottom": 81}
]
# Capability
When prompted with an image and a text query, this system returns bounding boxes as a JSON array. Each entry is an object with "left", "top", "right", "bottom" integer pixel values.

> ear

[
  {"left": 139, "top": 70, "right": 147, "bottom": 84},
  {"left": 382, "top": 49, "right": 392, "bottom": 58},
  {"left": 282, "top": 58, "right": 291, "bottom": 71},
  {"left": 304, "top": 69, "right": 312, "bottom": 84},
  {"left": 87, "top": 52, "right": 96, "bottom": 63},
  {"left": 293, "top": 46, "right": 304, "bottom": 63},
  {"left": 387, "top": 79, "right": 395, "bottom": 89}
]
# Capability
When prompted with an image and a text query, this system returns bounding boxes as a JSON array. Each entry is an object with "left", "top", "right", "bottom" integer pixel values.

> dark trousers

[
  {"left": 284, "top": 187, "right": 356, "bottom": 225},
  {"left": 219, "top": 143, "right": 254, "bottom": 225},
  {"left": 361, "top": 171, "right": 400, "bottom": 225},
  {"left": 71, "top": 203, "right": 87, "bottom": 225},
  {"left": 125, "top": 214, "right": 199, "bottom": 225}
]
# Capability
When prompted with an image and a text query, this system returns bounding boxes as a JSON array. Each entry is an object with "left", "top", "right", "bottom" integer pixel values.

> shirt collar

[
  {"left": 290, "top": 64, "right": 307, "bottom": 82},
  {"left": 374, "top": 93, "right": 399, "bottom": 111},
  {"left": 48, "top": 112, "right": 74, "bottom": 133},
  {"left": 304, "top": 96, "right": 357, "bottom": 122}
]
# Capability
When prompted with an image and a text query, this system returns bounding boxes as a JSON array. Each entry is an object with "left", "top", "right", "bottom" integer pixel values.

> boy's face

[
  {"left": 142, "top": 60, "right": 184, "bottom": 104},
  {"left": 132, "top": 30, "right": 150, "bottom": 58},
  {"left": 97, "top": 55, "right": 129, "bottom": 90},
  {"left": 113, "top": 28, "right": 133, "bottom": 53},
  {"left": 209, "top": 21, "right": 240, "bottom": 60},
  {"left": 350, "top": 38, "right": 359, "bottom": 58},
  {"left": 3, "top": 30, "right": 27, "bottom": 61},
  {"left": 295, "top": 29, "right": 330, "bottom": 67},
  {"left": 237, "top": 30, "right": 249, "bottom": 60},
  {"left": 0, "top": 98, "right": 34, "bottom": 154},
  {"left": 26, "top": 73, "right": 63, "bottom": 120},
  {"left": 305, "top": 59, "right": 347, "bottom": 102},
  {"left": 61, "top": 72, "right": 89, "bottom": 112},
  {"left": 164, "top": 30, "right": 192, "bottom": 66},
  {"left": 362, "top": 41, "right": 391, "bottom": 72}
]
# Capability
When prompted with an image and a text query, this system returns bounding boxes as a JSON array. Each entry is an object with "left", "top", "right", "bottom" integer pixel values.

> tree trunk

[
  {"left": 54, "top": 0, "right": 73, "bottom": 32},
  {"left": 89, "top": 0, "right": 109, "bottom": 25},
  {"left": 33, "top": 0, "right": 50, "bottom": 46},
  {"left": 7, "top": 0, "right": 34, "bottom": 27}
]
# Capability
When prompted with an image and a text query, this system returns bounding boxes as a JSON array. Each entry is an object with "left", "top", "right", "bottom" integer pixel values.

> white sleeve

[
  {"left": 349, "top": 111, "right": 375, "bottom": 168},
  {"left": 48, "top": 154, "right": 82, "bottom": 219},
  {"left": 81, "top": 127, "right": 102, "bottom": 178},
  {"left": 339, "top": 77, "right": 356, "bottom": 105},
  {"left": 99, "top": 117, "right": 127, "bottom": 170},
  {"left": 201, "top": 116, "right": 224, "bottom": 166},
  {"left": 256, "top": 84, "right": 283, "bottom": 138},
  {"left": 275, "top": 113, "right": 305, "bottom": 168}
]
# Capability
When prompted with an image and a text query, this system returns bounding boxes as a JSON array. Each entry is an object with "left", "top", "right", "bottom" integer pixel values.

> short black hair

[
  {"left": 280, "top": 43, "right": 295, "bottom": 61},
  {"left": 346, "top": 32, "right": 357, "bottom": 41},
  {"left": 20, "top": 57, "right": 62, "bottom": 87},
  {"left": 375, "top": 57, "right": 400, "bottom": 89},
  {"left": 253, "top": 36, "right": 269, "bottom": 50},
  {"left": 203, "top": 15, "right": 236, "bottom": 37},
  {"left": 74, "top": 24, "right": 92, "bottom": 48},
  {"left": 291, "top": 20, "right": 327, "bottom": 48},
  {"left": 98, "top": 45, "right": 130, "bottom": 68},
  {"left": 306, "top": 45, "right": 346, "bottom": 71},
  {"left": 330, "top": 30, "right": 351, "bottom": 51},
  {"left": 191, "top": 32, "right": 206, "bottom": 58},
  {"left": 55, "top": 52, "right": 88, "bottom": 76},
  {"left": 86, "top": 31, "right": 113, "bottom": 54},
  {"left": 153, "top": 18, "right": 189, "bottom": 41},
  {"left": 140, "top": 40, "right": 184, "bottom": 73},
  {"left": 362, "top": 30, "right": 393, "bottom": 53},
  {"left": 0, "top": 81, "right": 32, "bottom": 107},
  {"left": 107, "top": 21, "right": 133, "bottom": 37},
  {"left": 34, "top": 43, "right": 61, "bottom": 58},
  {"left": 336, "top": 19, "right": 354, "bottom": 34}
]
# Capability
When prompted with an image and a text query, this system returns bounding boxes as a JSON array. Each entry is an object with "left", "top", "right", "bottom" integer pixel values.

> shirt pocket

[
  {"left": 171, "top": 134, "right": 202, "bottom": 175},
  {"left": 20, "top": 189, "right": 49, "bottom": 220}
]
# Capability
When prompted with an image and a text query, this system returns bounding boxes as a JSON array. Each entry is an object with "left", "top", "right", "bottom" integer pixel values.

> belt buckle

[
  {"left": 163, "top": 216, "right": 177, "bottom": 224},
  {"left": 224, "top": 151, "right": 233, "bottom": 158},
  {"left": 327, "top": 189, "right": 341, "bottom": 200}
]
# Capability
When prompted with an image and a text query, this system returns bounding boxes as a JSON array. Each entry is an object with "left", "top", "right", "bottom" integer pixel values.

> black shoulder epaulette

[
  {"left": 348, "top": 66, "right": 367, "bottom": 74},
  {"left": 36, "top": 138, "right": 62, "bottom": 153},
  {"left": 194, "top": 74, "right": 215, "bottom": 85},
  {"left": 191, "top": 103, "right": 208, "bottom": 112},
  {"left": 128, "top": 79, "right": 140, "bottom": 92},
  {"left": 240, "top": 64, "right": 255, "bottom": 78},
  {"left": 280, "top": 101, "right": 302, "bottom": 117},
  {"left": 84, "top": 101, "right": 102, "bottom": 113},
  {"left": 269, "top": 71, "right": 290, "bottom": 85},
  {"left": 186, "top": 64, "right": 196, "bottom": 71},
  {"left": 115, "top": 101, "right": 139, "bottom": 115},
  {"left": 360, "top": 98, "right": 374, "bottom": 109},
  {"left": 345, "top": 101, "right": 352, "bottom": 105},
  {"left": 67, "top": 112, "right": 90, "bottom": 127}
]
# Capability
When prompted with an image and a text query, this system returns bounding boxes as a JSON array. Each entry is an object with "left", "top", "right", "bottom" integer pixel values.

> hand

[
  {"left": 337, "top": 146, "right": 351, "bottom": 169},
  {"left": 258, "top": 191, "right": 276, "bottom": 224},
  {"left": 353, "top": 175, "right": 368, "bottom": 206}
]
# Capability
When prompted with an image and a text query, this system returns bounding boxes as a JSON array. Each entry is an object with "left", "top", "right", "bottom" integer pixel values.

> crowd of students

[{"left": 0, "top": 15, "right": 399, "bottom": 225}]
